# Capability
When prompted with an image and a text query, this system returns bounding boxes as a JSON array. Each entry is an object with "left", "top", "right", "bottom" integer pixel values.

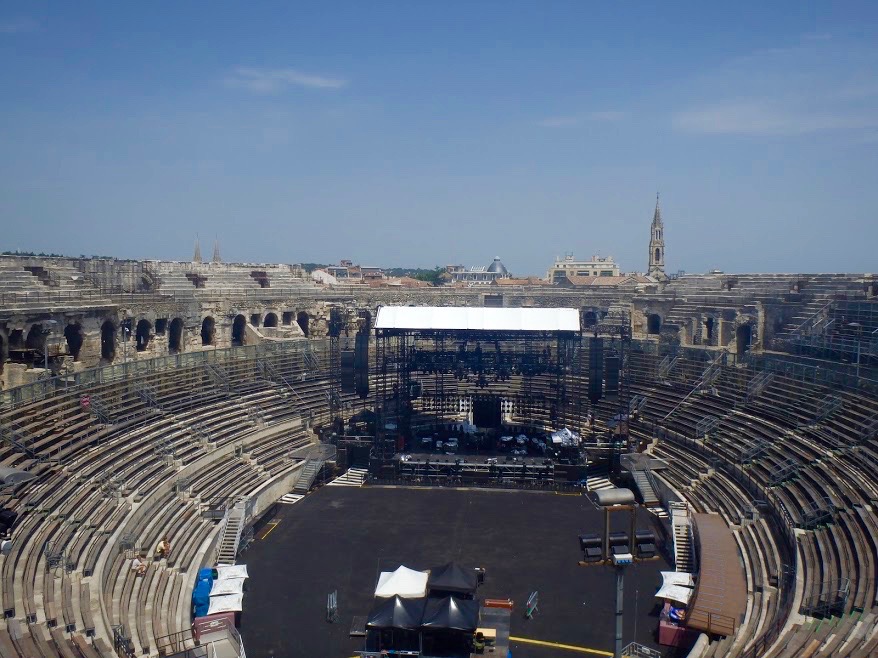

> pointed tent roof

[
  {"left": 211, "top": 238, "right": 221, "bottom": 263},
  {"left": 421, "top": 596, "right": 480, "bottom": 632},
  {"left": 427, "top": 562, "right": 478, "bottom": 595},
  {"left": 374, "top": 565, "right": 429, "bottom": 599},
  {"left": 366, "top": 596, "right": 426, "bottom": 630},
  {"left": 193, "top": 236, "right": 202, "bottom": 263}
]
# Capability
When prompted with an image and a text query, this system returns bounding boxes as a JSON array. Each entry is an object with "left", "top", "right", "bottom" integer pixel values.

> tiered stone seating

[{"left": 0, "top": 345, "right": 335, "bottom": 657}]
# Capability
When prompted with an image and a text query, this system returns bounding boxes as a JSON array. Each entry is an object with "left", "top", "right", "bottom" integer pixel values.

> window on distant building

[{"left": 600, "top": 271, "right": 614, "bottom": 276}]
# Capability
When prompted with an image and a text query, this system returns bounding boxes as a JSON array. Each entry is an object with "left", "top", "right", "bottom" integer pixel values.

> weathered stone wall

[{"left": 2, "top": 256, "right": 875, "bottom": 391}]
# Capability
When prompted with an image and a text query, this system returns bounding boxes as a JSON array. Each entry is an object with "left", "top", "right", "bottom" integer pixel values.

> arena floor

[{"left": 239, "top": 485, "right": 683, "bottom": 658}]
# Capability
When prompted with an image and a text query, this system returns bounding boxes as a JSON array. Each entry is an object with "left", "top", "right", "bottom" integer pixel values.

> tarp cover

[
  {"left": 421, "top": 596, "right": 480, "bottom": 631},
  {"left": 427, "top": 563, "right": 478, "bottom": 595},
  {"left": 366, "top": 596, "right": 426, "bottom": 630},
  {"left": 210, "top": 577, "right": 245, "bottom": 597},
  {"left": 0, "top": 468, "right": 37, "bottom": 487},
  {"left": 207, "top": 592, "right": 244, "bottom": 615},
  {"left": 655, "top": 584, "right": 695, "bottom": 605},
  {"left": 215, "top": 564, "right": 249, "bottom": 581},
  {"left": 655, "top": 571, "right": 696, "bottom": 604},
  {"left": 375, "top": 566, "right": 429, "bottom": 599},
  {"left": 661, "top": 571, "right": 696, "bottom": 588},
  {"left": 192, "top": 580, "right": 212, "bottom": 618}
]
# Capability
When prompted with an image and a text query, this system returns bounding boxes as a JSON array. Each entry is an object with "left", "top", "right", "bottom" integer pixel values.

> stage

[{"left": 239, "top": 485, "right": 680, "bottom": 657}]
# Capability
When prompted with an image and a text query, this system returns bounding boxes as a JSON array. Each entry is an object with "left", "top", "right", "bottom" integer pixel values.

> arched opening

[
  {"left": 232, "top": 314, "right": 247, "bottom": 347},
  {"left": 0, "top": 334, "right": 5, "bottom": 373},
  {"left": 8, "top": 329, "right": 24, "bottom": 350},
  {"left": 736, "top": 324, "right": 752, "bottom": 355},
  {"left": 101, "top": 320, "right": 116, "bottom": 362},
  {"left": 200, "top": 317, "right": 216, "bottom": 346},
  {"left": 654, "top": 248, "right": 661, "bottom": 263},
  {"left": 704, "top": 317, "right": 715, "bottom": 343},
  {"left": 297, "top": 311, "right": 310, "bottom": 337},
  {"left": 282, "top": 311, "right": 294, "bottom": 325},
  {"left": 583, "top": 310, "right": 598, "bottom": 328},
  {"left": 250, "top": 313, "right": 261, "bottom": 327},
  {"left": 25, "top": 324, "right": 44, "bottom": 350},
  {"left": 135, "top": 319, "right": 152, "bottom": 352},
  {"left": 169, "top": 318, "right": 184, "bottom": 353},
  {"left": 64, "top": 323, "right": 84, "bottom": 361},
  {"left": 647, "top": 314, "right": 661, "bottom": 335},
  {"left": 264, "top": 312, "right": 278, "bottom": 328}
]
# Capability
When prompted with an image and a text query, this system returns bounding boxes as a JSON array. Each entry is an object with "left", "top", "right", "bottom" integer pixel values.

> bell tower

[{"left": 648, "top": 194, "right": 667, "bottom": 281}]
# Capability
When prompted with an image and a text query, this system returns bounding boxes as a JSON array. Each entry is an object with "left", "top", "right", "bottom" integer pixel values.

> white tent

[
  {"left": 207, "top": 592, "right": 244, "bottom": 615},
  {"left": 374, "top": 566, "right": 429, "bottom": 599},
  {"left": 210, "top": 578, "right": 245, "bottom": 597}
]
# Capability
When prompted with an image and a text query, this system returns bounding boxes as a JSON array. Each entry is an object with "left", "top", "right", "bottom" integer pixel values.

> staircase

[
  {"left": 293, "top": 456, "right": 325, "bottom": 494},
  {"left": 327, "top": 468, "right": 368, "bottom": 487},
  {"left": 215, "top": 502, "right": 246, "bottom": 566},
  {"left": 631, "top": 470, "right": 659, "bottom": 506},
  {"left": 670, "top": 502, "right": 695, "bottom": 572}
]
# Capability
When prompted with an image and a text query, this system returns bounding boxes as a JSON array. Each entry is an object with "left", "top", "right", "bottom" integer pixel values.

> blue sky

[{"left": 1, "top": 2, "right": 877, "bottom": 275}]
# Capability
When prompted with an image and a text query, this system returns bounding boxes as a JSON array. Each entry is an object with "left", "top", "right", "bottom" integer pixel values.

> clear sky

[{"left": 1, "top": 2, "right": 877, "bottom": 275}]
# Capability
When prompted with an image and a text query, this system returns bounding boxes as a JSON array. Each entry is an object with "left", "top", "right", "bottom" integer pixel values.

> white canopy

[
  {"left": 656, "top": 571, "right": 696, "bottom": 604},
  {"left": 215, "top": 564, "right": 249, "bottom": 581},
  {"left": 207, "top": 592, "right": 244, "bottom": 615},
  {"left": 210, "top": 578, "right": 245, "bottom": 597},
  {"left": 374, "top": 566, "right": 429, "bottom": 599},
  {"left": 375, "top": 306, "right": 580, "bottom": 332}
]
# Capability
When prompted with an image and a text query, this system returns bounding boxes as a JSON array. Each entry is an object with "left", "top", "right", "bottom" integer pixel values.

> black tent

[
  {"left": 421, "top": 596, "right": 480, "bottom": 632},
  {"left": 366, "top": 596, "right": 426, "bottom": 630},
  {"left": 427, "top": 562, "right": 478, "bottom": 595}
]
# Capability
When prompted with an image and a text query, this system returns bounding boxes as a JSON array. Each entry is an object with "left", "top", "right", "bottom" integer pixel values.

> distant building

[
  {"left": 450, "top": 257, "right": 512, "bottom": 286},
  {"left": 546, "top": 254, "right": 620, "bottom": 283},
  {"left": 648, "top": 195, "right": 668, "bottom": 281}
]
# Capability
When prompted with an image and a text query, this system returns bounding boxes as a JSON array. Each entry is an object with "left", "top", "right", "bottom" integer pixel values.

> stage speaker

[
  {"left": 473, "top": 398, "right": 502, "bottom": 429},
  {"left": 354, "top": 332, "right": 370, "bottom": 399},
  {"left": 605, "top": 354, "right": 620, "bottom": 397},
  {"left": 328, "top": 307, "right": 345, "bottom": 338},
  {"left": 340, "top": 350, "right": 355, "bottom": 394},
  {"left": 588, "top": 338, "right": 604, "bottom": 404}
]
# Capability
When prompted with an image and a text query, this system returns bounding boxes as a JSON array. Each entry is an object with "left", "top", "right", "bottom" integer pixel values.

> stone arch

[
  {"left": 736, "top": 324, "right": 753, "bottom": 355},
  {"left": 200, "top": 317, "right": 216, "bottom": 346},
  {"left": 583, "top": 309, "right": 598, "bottom": 329},
  {"left": 169, "top": 318, "right": 184, "bottom": 353},
  {"left": 135, "top": 319, "right": 152, "bottom": 352},
  {"left": 263, "top": 312, "right": 278, "bottom": 328},
  {"left": 232, "top": 314, "right": 247, "bottom": 346},
  {"left": 297, "top": 311, "right": 310, "bottom": 337},
  {"left": 647, "top": 314, "right": 662, "bottom": 335},
  {"left": 101, "top": 320, "right": 116, "bottom": 362},
  {"left": 654, "top": 248, "right": 661, "bottom": 263},
  {"left": 64, "top": 323, "right": 84, "bottom": 361},
  {"left": 704, "top": 317, "right": 715, "bottom": 344},
  {"left": 25, "top": 324, "right": 44, "bottom": 350}
]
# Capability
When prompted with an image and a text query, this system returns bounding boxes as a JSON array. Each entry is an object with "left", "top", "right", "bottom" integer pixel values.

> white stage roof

[{"left": 375, "top": 306, "right": 580, "bottom": 332}]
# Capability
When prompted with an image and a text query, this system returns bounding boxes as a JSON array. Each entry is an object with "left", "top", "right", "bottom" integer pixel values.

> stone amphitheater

[{"left": 1, "top": 253, "right": 877, "bottom": 658}]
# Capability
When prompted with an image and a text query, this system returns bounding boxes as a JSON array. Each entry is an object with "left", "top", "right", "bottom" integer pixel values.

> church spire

[
  {"left": 211, "top": 236, "right": 221, "bottom": 263},
  {"left": 193, "top": 235, "right": 202, "bottom": 263},
  {"left": 648, "top": 193, "right": 668, "bottom": 281}
]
